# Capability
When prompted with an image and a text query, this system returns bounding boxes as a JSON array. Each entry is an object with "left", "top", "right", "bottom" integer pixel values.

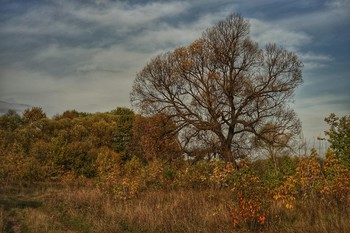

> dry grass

[
  {"left": 0, "top": 183, "right": 349, "bottom": 233},
  {"left": 47, "top": 186, "right": 234, "bottom": 232},
  {"left": 292, "top": 199, "right": 350, "bottom": 233},
  {"left": 0, "top": 206, "right": 7, "bottom": 232}
]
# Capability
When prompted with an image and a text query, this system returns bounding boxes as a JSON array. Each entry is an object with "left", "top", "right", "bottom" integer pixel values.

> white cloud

[
  {"left": 125, "top": 15, "right": 219, "bottom": 53},
  {"left": 73, "top": 1, "right": 189, "bottom": 28},
  {"left": 34, "top": 44, "right": 97, "bottom": 61},
  {"left": 325, "top": 0, "right": 350, "bottom": 9},
  {"left": 0, "top": 6, "right": 83, "bottom": 37},
  {"left": 300, "top": 52, "right": 334, "bottom": 62},
  {"left": 0, "top": 1, "right": 191, "bottom": 43},
  {"left": 248, "top": 18, "right": 334, "bottom": 72},
  {"left": 299, "top": 52, "right": 334, "bottom": 70},
  {"left": 87, "top": 45, "right": 147, "bottom": 71},
  {"left": 250, "top": 19, "right": 312, "bottom": 50},
  {"left": 276, "top": 1, "right": 350, "bottom": 32}
]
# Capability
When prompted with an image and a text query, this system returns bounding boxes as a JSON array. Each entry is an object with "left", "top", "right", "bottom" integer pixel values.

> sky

[{"left": 0, "top": 0, "right": 349, "bottom": 141}]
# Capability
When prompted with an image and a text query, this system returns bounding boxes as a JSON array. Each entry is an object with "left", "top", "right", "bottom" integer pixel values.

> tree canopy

[{"left": 130, "top": 14, "right": 303, "bottom": 164}]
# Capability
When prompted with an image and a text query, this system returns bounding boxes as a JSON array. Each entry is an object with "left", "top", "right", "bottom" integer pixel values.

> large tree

[{"left": 130, "top": 14, "right": 303, "bottom": 164}]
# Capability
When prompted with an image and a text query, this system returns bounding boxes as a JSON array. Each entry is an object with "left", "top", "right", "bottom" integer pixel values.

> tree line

[{"left": 0, "top": 107, "right": 182, "bottom": 182}]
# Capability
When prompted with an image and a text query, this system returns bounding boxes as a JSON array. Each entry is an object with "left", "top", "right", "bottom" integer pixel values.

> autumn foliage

[{"left": 0, "top": 108, "right": 349, "bottom": 232}]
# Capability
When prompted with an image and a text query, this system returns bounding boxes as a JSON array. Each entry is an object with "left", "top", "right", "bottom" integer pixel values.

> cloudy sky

[{"left": 0, "top": 0, "right": 349, "bottom": 140}]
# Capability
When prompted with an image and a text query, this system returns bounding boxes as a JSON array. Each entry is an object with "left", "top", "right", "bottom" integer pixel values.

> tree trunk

[
  {"left": 222, "top": 144, "right": 238, "bottom": 168},
  {"left": 223, "top": 148, "right": 233, "bottom": 162}
]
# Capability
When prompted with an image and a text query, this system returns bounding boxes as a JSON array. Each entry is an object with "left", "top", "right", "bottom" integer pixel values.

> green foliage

[
  {"left": 58, "top": 142, "right": 96, "bottom": 177},
  {"left": 325, "top": 113, "right": 350, "bottom": 168},
  {"left": 321, "top": 148, "right": 350, "bottom": 202},
  {"left": 0, "top": 107, "right": 137, "bottom": 181},
  {"left": 279, "top": 155, "right": 299, "bottom": 176},
  {"left": 0, "top": 109, "right": 23, "bottom": 131},
  {"left": 110, "top": 108, "right": 135, "bottom": 159}
]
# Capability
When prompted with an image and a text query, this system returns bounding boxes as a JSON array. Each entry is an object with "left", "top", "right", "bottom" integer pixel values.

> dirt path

[
  {"left": 0, "top": 189, "right": 41, "bottom": 233},
  {"left": 0, "top": 185, "right": 73, "bottom": 233},
  {"left": 7, "top": 216, "right": 21, "bottom": 233}
]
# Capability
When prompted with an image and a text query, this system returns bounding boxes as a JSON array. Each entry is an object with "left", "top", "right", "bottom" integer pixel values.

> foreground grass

[
  {"left": 0, "top": 182, "right": 233, "bottom": 233},
  {"left": 0, "top": 182, "right": 349, "bottom": 233}
]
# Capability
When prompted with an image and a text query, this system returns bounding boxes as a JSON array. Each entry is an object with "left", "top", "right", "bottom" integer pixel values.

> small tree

[
  {"left": 254, "top": 121, "right": 300, "bottom": 172},
  {"left": 131, "top": 14, "right": 303, "bottom": 164},
  {"left": 325, "top": 113, "right": 350, "bottom": 168},
  {"left": 23, "top": 107, "right": 47, "bottom": 123}
]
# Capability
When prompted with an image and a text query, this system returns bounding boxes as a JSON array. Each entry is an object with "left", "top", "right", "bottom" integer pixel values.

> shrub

[{"left": 229, "top": 162, "right": 271, "bottom": 230}]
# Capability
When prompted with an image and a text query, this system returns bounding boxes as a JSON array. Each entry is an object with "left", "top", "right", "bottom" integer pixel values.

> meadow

[{"left": 1, "top": 154, "right": 349, "bottom": 233}]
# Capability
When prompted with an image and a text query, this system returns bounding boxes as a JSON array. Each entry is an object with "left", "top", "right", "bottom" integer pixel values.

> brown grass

[
  {"left": 293, "top": 198, "right": 350, "bottom": 233},
  {"left": 47, "top": 186, "right": 234, "bottom": 232},
  {"left": 0, "top": 183, "right": 349, "bottom": 233}
]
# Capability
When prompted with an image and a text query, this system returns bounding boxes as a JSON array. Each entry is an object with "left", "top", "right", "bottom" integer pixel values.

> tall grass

[
  {"left": 1, "top": 183, "right": 349, "bottom": 233},
  {"left": 46, "top": 185, "right": 233, "bottom": 232}
]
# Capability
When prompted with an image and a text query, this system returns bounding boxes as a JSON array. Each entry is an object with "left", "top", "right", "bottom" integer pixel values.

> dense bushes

[{"left": 0, "top": 107, "right": 133, "bottom": 181}]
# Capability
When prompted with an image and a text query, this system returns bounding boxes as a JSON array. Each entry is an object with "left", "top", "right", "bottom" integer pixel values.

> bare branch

[{"left": 130, "top": 14, "right": 303, "bottom": 164}]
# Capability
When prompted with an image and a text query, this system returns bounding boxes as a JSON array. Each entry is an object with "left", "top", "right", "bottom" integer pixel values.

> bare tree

[
  {"left": 130, "top": 14, "right": 303, "bottom": 165},
  {"left": 253, "top": 119, "right": 300, "bottom": 172}
]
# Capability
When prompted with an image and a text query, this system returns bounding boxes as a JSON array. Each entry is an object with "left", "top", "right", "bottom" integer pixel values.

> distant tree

[
  {"left": 0, "top": 110, "right": 24, "bottom": 150},
  {"left": 325, "top": 113, "right": 350, "bottom": 168},
  {"left": 110, "top": 107, "right": 135, "bottom": 116},
  {"left": 254, "top": 121, "right": 300, "bottom": 172},
  {"left": 23, "top": 107, "right": 46, "bottom": 122},
  {"left": 53, "top": 110, "right": 90, "bottom": 120},
  {"left": 131, "top": 14, "right": 303, "bottom": 165},
  {"left": 64, "top": 110, "right": 80, "bottom": 119},
  {"left": 0, "top": 109, "right": 23, "bottom": 131}
]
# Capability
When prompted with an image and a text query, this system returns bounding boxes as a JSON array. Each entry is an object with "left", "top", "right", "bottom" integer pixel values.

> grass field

[{"left": 1, "top": 181, "right": 349, "bottom": 233}]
